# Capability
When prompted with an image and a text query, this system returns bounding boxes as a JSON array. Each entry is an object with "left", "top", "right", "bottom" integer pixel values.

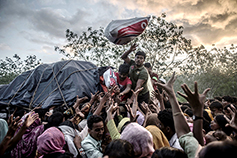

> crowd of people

[{"left": 0, "top": 44, "right": 237, "bottom": 158}]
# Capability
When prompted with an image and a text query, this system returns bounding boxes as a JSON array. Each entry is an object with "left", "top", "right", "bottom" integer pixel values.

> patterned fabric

[{"left": 11, "top": 112, "right": 44, "bottom": 158}]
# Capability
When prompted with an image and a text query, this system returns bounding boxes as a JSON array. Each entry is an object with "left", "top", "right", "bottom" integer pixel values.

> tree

[
  {"left": 55, "top": 14, "right": 193, "bottom": 76},
  {"left": 0, "top": 54, "right": 41, "bottom": 84}
]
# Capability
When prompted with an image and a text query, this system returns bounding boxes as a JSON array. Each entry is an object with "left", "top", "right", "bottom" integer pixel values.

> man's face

[
  {"left": 89, "top": 121, "right": 104, "bottom": 141},
  {"left": 135, "top": 55, "right": 145, "bottom": 67}
]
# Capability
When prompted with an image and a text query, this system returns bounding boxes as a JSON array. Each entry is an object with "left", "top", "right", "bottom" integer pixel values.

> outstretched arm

[
  {"left": 121, "top": 44, "right": 137, "bottom": 64},
  {"left": 155, "top": 72, "right": 190, "bottom": 138},
  {"left": 177, "top": 82, "right": 210, "bottom": 145}
]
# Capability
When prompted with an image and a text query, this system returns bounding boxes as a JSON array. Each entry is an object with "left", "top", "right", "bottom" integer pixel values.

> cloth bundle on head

[
  {"left": 0, "top": 118, "right": 8, "bottom": 143},
  {"left": 120, "top": 122, "right": 154, "bottom": 158},
  {"left": 145, "top": 125, "right": 170, "bottom": 150},
  {"left": 37, "top": 127, "right": 65, "bottom": 156},
  {"left": 104, "top": 16, "right": 150, "bottom": 45}
]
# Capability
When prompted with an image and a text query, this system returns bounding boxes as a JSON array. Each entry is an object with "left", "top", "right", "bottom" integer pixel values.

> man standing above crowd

[{"left": 121, "top": 44, "right": 149, "bottom": 105}]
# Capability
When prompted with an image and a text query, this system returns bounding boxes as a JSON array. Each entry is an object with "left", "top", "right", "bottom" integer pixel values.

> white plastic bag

[
  {"left": 104, "top": 16, "right": 150, "bottom": 45},
  {"left": 103, "top": 68, "right": 117, "bottom": 88}
]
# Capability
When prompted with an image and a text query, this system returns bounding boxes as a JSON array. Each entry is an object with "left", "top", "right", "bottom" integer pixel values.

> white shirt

[{"left": 169, "top": 133, "right": 183, "bottom": 150}]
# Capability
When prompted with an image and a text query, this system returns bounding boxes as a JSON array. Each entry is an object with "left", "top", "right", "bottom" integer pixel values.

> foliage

[
  {"left": 55, "top": 14, "right": 194, "bottom": 76},
  {"left": 0, "top": 54, "right": 41, "bottom": 84},
  {"left": 55, "top": 14, "right": 237, "bottom": 97}
]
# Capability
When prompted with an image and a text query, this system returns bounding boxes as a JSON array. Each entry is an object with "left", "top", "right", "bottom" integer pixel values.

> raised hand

[
  {"left": 155, "top": 72, "right": 176, "bottom": 96},
  {"left": 132, "top": 87, "right": 144, "bottom": 97},
  {"left": 129, "top": 43, "right": 138, "bottom": 52},
  {"left": 7, "top": 115, "right": 21, "bottom": 137},
  {"left": 24, "top": 112, "right": 39, "bottom": 128},
  {"left": 224, "top": 104, "right": 237, "bottom": 132},
  {"left": 177, "top": 82, "right": 210, "bottom": 112}
]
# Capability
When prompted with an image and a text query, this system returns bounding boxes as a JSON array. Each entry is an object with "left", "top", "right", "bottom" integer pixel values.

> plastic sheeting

[{"left": 0, "top": 60, "right": 100, "bottom": 109}]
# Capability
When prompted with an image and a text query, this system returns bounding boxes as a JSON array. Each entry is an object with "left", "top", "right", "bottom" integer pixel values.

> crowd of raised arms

[{"left": 0, "top": 44, "right": 237, "bottom": 158}]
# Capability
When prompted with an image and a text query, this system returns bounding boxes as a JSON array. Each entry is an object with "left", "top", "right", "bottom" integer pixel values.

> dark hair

[
  {"left": 87, "top": 115, "right": 104, "bottom": 130},
  {"left": 135, "top": 51, "right": 146, "bottom": 59},
  {"left": 209, "top": 101, "right": 223, "bottom": 110},
  {"left": 158, "top": 109, "right": 175, "bottom": 132},
  {"left": 214, "top": 96, "right": 222, "bottom": 102},
  {"left": 43, "top": 152, "right": 73, "bottom": 158},
  {"left": 199, "top": 140, "right": 237, "bottom": 158},
  {"left": 215, "top": 114, "right": 232, "bottom": 136},
  {"left": 103, "top": 139, "right": 135, "bottom": 158},
  {"left": 224, "top": 104, "right": 237, "bottom": 111},
  {"left": 34, "top": 108, "right": 48, "bottom": 119},
  {"left": 203, "top": 110, "right": 212, "bottom": 133},
  {"left": 152, "top": 147, "right": 188, "bottom": 158},
  {"left": 222, "top": 96, "right": 232, "bottom": 103},
  {"left": 144, "top": 62, "right": 151, "bottom": 68},
  {"left": 118, "top": 64, "right": 130, "bottom": 74}
]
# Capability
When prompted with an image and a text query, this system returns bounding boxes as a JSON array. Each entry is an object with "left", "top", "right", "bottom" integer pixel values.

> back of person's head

[
  {"left": 215, "top": 114, "right": 232, "bottom": 135},
  {"left": 47, "top": 112, "right": 64, "bottom": 127},
  {"left": 118, "top": 64, "right": 130, "bottom": 74},
  {"left": 199, "top": 140, "right": 237, "bottom": 158},
  {"left": 120, "top": 122, "right": 154, "bottom": 158},
  {"left": 222, "top": 95, "right": 232, "bottom": 103},
  {"left": 209, "top": 101, "right": 223, "bottom": 110},
  {"left": 42, "top": 152, "right": 73, "bottom": 158},
  {"left": 135, "top": 51, "right": 146, "bottom": 59},
  {"left": 144, "top": 62, "right": 151, "bottom": 68},
  {"left": 87, "top": 115, "right": 104, "bottom": 130},
  {"left": 34, "top": 108, "right": 48, "bottom": 120},
  {"left": 158, "top": 109, "right": 175, "bottom": 132},
  {"left": 214, "top": 96, "right": 222, "bottom": 102},
  {"left": 103, "top": 139, "right": 134, "bottom": 158},
  {"left": 14, "top": 108, "right": 28, "bottom": 118},
  {"left": 152, "top": 147, "right": 188, "bottom": 158}
]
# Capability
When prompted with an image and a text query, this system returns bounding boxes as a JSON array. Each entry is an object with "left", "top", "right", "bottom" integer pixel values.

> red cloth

[
  {"left": 150, "top": 72, "right": 159, "bottom": 90},
  {"left": 115, "top": 72, "right": 132, "bottom": 101}
]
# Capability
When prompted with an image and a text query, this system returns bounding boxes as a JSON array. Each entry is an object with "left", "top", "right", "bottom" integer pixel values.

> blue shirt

[{"left": 81, "top": 134, "right": 103, "bottom": 158}]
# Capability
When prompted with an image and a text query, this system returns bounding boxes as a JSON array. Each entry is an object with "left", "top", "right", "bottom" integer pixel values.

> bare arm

[
  {"left": 121, "top": 44, "right": 137, "bottom": 64},
  {"left": 130, "top": 79, "right": 145, "bottom": 102},
  {"left": 177, "top": 83, "right": 210, "bottom": 145},
  {"left": 156, "top": 72, "right": 190, "bottom": 138},
  {"left": 119, "top": 84, "right": 132, "bottom": 96}
]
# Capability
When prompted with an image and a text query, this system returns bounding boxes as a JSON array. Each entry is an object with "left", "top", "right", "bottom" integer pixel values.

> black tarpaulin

[{"left": 0, "top": 60, "right": 100, "bottom": 109}]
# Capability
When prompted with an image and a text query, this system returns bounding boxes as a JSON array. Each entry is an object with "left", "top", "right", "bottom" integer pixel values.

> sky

[{"left": 0, "top": 0, "right": 237, "bottom": 63}]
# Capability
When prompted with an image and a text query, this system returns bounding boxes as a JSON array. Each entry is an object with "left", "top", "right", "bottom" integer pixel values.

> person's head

[
  {"left": 87, "top": 115, "right": 105, "bottom": 141},
  {"left": 135, "top": 51, "right": 146, "bottom": 67},
  {"left": 157, "top": 109, "right": 175, "bottom": 140},
  {"left": 205, "top": 131, "right": 228, "bottom": 145},
  {"left": 118, "top": 64, "right": 130, "bottom": 81},
  {"left": 103, "top": 139, "right": 134, "bottom": 158},
  {"left": 151, "top": 147, "right": 188, "bottom": 158},
  {"left": 210, "top": 114, "right": 232, "bottom": 135},
  {"left": 46, "top": 112, "right": 64, "bottom": 129},
  {"left": 199, "top": 140, "right": 237, "bottom": 158},
  {"left": 144, "top": 62, "right": 152, "bottom": 74},
  {"left": 37, "top": 127, "right": 65, "bottom": 156},
  {"left": 222, "top": 95, "right": 233, "bottom": 103},
  {"left": 120, "top": 123, "right": 154, "bottom": 158},
  {"left": 209, "top": 101, "right": 223, "bottom": 117}
]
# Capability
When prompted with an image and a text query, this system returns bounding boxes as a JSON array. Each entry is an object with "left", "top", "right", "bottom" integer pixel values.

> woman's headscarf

[
  {"left": 11, "top": 112, "right": 44, "bottom": 158},
  {"left": 120, "top": 122, "right": 154, "bottom": 158},
  {"left": 0, "top": 119, "right": 8, "bottom": 143},
  {"left": 37, "top": 127, "right": 65, "bottom": 156},
  {"left": 145, "top": 125, "right": 170, "bottom": 149}
]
